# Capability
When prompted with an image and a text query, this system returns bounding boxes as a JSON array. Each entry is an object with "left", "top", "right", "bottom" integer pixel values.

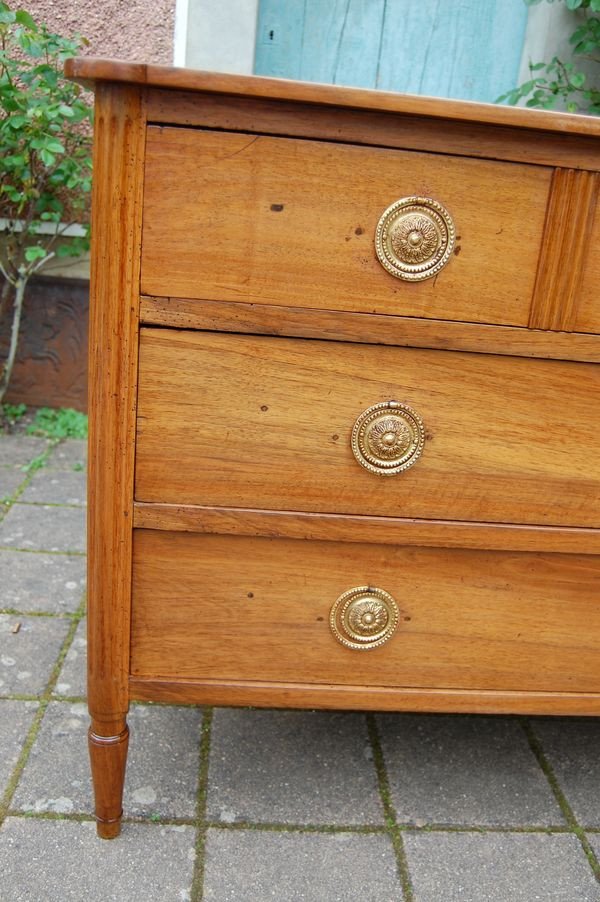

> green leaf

[
  {"left": 567, "top": 101, "right": 579, "bottom": 113},
  {"left": 565, "top": 0, "right": 584, "bottom": 8},
  {"left": 0, "top": 4, "right": 93, "bottom": 296},
  {"left": 45, "top": 139, "right": 65, "bottom": 154},
  {"left": 19, "top": 35, "right": 43, "bottom": 57},
  {"left": 24, "top": 245, "right": 47, "bottom": 262},
  {"left": 571, "top": 72, "right": 586, "bottom": 88},
  {"left": 39, "top": 148, "right": 56, "bottom": 166},
  {"left": 572, "top": 40, "right": 599, "bottom": 54},
  {"left": 1, "top": 184, "right": 21, "bottom": 202},
  {"left": 27, "top": 407, "right": 88, "bottom": 439},
  {"left": 15, "top": 9, "right": 37, "bottom": 30},
  {"left": 4, "top": 153, "right": 26, "bottom": 168}
]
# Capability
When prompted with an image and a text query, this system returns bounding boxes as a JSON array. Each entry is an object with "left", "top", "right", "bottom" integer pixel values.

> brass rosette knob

[
  {"left": 375, "top": 196, "right": 455, "bottom": 281},
  {"left": 330, "top": 586, "right": 399, "bottom": 651},
  {"left": 351, "top": 400, "right": 425, "bottom": 476}
]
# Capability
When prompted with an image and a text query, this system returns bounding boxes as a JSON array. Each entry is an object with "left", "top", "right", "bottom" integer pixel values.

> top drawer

[{"left": 140, "top": 128, "right": 551, "bottom": 327}]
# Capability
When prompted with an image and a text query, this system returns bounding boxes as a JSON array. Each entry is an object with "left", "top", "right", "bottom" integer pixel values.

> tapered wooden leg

[
  {"left": 85, "top": 83, "right": 145, "bottom": 841},
  {"left": 89, "top": 718, "right": 129, "bottom": 839}
]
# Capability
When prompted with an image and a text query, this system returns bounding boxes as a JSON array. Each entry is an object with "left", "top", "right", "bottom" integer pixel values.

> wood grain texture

[
  {"left": 133, "top": 503, "right": 600, "bottom": 555},
  {"left": 85, "top": 81, "right": 146, "bottom": 837},
  {"left": 78, "top": 60, "right": 600, "bottom": 739},
  {"left": 139, "top": 295, "right": 600, "bottom": 363},
  {"left": 529, "top": 169, "right": 600, "bottom": 331},
  {"left": 576, "top": 188, "right": 600, "bottom": 334},
  {"left": 65, "top": 56, "right": 600, "bottom": 140},
  {"left": 87, "top": 83, "right": 145, "bottom": 724},
  {"left": 130, "top": 529, "right": 600, "bottom": 694},
  {"left": 141, "top": 127, "right": 550, "bottom": 326},
  {"left": 145, "top": 90, "right": 600, "bottom": 172},
  {"left": 145, "top": 90, "right": 600, "bottom": 171},
  {"left": 129, "top": 678, "right": 600, "bottom": 716},
  {"left": 88, "top": 723, "right": 129, "bottom": 839},
  {"left": 256, "top": 0, "right": 387, "bottom": 90},
  {"left": 135, "top": 329, "right": 600, "bottom": 528},
  {"left": 376, "top": 0, "right": 527, "bottom": 102},
  {"left": 256, "top": 0, "right": 527, "bottom": 104}
]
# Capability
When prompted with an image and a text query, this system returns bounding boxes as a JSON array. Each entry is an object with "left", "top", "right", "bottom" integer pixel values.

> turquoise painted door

[{"left": 254, "top": 0, "right": 528, "bottom": 103}]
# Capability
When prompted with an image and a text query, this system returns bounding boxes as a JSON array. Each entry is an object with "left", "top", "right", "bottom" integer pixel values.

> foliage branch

[
  {"left": 498, "top": 0, "right": 600, "bottom": 114},
  {"left": 0, "top": 2, "right": 92, "bottom": 403}
]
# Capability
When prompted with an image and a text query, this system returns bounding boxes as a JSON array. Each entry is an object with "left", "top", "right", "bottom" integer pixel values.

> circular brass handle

[
  {"left": 330, "top": 586, "right": 399, "bottom": 651},
  {"left": 351, "top": 400, "right": 425, "bottom": 476},
  {"left": 375, "top": 196, "right": 455, "bottom": 282}
]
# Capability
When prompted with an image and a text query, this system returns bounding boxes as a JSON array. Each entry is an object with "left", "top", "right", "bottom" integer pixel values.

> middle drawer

[{"left": 135, "top": 328, "right": 600, "bottom": 527}]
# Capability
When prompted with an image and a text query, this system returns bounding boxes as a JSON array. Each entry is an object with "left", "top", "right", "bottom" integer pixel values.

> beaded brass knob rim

[
  {"left": 375, "top": 196, "right": 455, "bottom": 282},
  {"left": 351, "top": 400, "right": 425, "bottom": 476},
  {"left": 330, "top": 586, "right": 399, "bottom": 651}
]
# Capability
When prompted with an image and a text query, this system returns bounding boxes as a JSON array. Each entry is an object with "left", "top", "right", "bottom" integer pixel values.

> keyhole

[{"left": 269, "top": 29, "right": 274, "bottom": 40}]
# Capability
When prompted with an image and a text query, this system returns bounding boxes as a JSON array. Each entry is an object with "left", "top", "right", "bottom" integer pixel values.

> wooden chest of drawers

[{"left": 66, "top": 58, "right": 600, "bottom": 839}]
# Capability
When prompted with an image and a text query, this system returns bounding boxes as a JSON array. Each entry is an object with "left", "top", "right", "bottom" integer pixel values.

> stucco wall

[
  {"left": 20, "top": 0, "right": 176, "bottom": 64},
  {"left": 185, "top": 0, "right": 258, "bottom": 73}
]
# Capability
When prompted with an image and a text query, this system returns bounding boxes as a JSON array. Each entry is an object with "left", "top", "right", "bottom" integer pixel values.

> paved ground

[{"left": 1, "top": 433, "right": 600, "bottom": 901}]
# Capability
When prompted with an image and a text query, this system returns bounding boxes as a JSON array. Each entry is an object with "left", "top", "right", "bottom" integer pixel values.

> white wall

[
  {"left": 182, "top": 0, "right": 259, "bottom": 73},
  {"left": 518, "top": 3, "right": 595, "bottom": 95}
]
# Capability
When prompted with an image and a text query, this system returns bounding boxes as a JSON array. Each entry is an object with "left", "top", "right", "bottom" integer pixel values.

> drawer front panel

[
  {"left": 135, "top": 329, "right": 600, "bottom": 528},
  {"left": 130, "top": 530, "right": 600, "bottom": 693},
  {"left": 140, "top": 127, "right": 551, "bottom": 327},
  {"left": 577, "top": 198, "right": 600, "bottom": 334}
]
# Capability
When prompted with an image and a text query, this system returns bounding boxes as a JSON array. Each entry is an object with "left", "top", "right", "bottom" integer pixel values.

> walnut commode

[{"left": 65, "top": 58, "right": 600, "bottom": 838}]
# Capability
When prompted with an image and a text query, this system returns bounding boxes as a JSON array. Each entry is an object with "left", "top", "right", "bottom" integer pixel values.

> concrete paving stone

[
  {"left": 377, "top": 714, "right": 562, "bottom": 826},
  {"left": 0, "top": 550, "right": 85, "bottom": 614},
  {"left": 0, "top": 467, "right": 26, "bottom": 500},
  {"left": 0, "top": 818, "right": 196, "bottom": 902},
  {"left": 0, "top": 700, "right": 38, "bottom": 796},
  {"left": 404, "top": 831, "right": 599, "bottom": 902},
  {"left": 0, "top": 436, "right": 48, "bottom": 468},
  {"left": 530, "top": 718, "right": 600, "bottom": 827},
  {"left": 46, "top": 439, "right": 87, "bottom": 471},
  {"left": 0, "top": 614, "right": 70, "bottom": 696},
  {"left": 55, "top": 618, "right": 86, "bottom": 698},
  {"left": 11, "top": 701, "right": 91, "bottom": 815},
  {"left": 203, "top": 828, "right": 401, "bottom": 902},
  {"left": 13, "top": 702, "right": 202, "bottom": 819},
  {"left": 124, "top": 704, "right": 202, "bottom": 819},
  {"left": 207, "top": 709, "right": 383, "bottom": 826},
  {"left": 587, "top": 833, "right": 600, "bottom": 861},
  {"left": 0, "top": 503, "right": 86, "bottom": 552},
  {"left": 20, "top": 469, "right": 86, "bottom": 506}
]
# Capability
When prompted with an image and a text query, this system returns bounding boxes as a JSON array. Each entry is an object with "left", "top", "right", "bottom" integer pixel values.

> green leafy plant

[
  {"left": 1, "top": 399, "right": 25, "bottom": 423},
  {"left": 0, "top": 2, "right": 92, "bottom": 403},
  {"left": 497, "top": 0, "right": 600, "bottom": 113},
  {"left": 21, "top": 448, "right": 46, "bottom": 472},
  {"left": 26, "top": 405, "right": 87, "bottom": 439}
]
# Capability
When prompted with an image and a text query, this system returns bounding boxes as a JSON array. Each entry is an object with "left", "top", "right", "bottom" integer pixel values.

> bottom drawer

[{"left": 130, "top": 529, "right": 600, "bottom": 694}]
